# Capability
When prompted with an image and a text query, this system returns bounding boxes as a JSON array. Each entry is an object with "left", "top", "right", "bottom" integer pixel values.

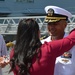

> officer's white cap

[{"left": 45, "top": 5, "right": 72, "bottom": 18}]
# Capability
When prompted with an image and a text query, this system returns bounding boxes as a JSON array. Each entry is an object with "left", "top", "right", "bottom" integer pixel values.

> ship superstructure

[
  {"left": 0, "top": 0, "right": 75, "bottom": 17},
  {"left": 0, "top": 0, "right": 75, "bottom": 42}
]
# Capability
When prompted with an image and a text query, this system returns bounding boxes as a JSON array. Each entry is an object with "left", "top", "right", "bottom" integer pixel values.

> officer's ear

[
  {"left": 65, "top": 20, "right": 68, "bottom": 27},
  {"left": 62, "top": 20, "right": 67, "bottom": 28}
]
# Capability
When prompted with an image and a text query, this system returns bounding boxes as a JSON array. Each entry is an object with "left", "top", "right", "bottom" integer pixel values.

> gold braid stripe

[
  {"left": 46, "top": 16, "right": 66, "bottom": 20},
  {"left": 45, "top": 19, "right": 59, "bottom": 22}
]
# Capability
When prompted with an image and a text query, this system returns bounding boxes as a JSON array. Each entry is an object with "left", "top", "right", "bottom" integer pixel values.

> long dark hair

[{"left": 10, "top": 19, "right": 42, "bottom": 75}]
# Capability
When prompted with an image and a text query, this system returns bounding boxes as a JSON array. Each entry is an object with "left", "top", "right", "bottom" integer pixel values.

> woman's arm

[{"left": 47, "top": 29, "right": 75, "bottom": 57}]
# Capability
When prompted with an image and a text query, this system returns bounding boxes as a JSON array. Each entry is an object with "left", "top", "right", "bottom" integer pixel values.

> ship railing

[{"left": 0, "top": 16, "right": 75, "bottom": 35}]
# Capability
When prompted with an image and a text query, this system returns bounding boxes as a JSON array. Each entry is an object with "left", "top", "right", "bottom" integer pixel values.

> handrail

[{"left": 0, "top": 15, "right": 75, "bottom": 35}]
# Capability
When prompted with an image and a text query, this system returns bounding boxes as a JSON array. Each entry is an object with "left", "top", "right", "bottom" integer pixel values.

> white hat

[{"left": 44, "top": 5, "right": 72, "bottom": 23}]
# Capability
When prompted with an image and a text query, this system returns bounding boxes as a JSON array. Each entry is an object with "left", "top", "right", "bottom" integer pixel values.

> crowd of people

[{"left": 0, "top": 5, "right": 75, "bottom": 75}]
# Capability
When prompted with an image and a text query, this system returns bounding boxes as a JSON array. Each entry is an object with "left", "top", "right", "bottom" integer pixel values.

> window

[
  {"left": 0, "top": 0, "right": 5, "bottom": 1},
  {"left": 27, "top": 0, "right": 34, "bottom": 2},
  {"left": 16, "top": 0, "right": 34, "bottom": 3}
]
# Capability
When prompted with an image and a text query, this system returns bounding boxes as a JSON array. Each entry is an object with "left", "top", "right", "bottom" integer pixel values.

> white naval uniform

[
  {"left": 0, "top": 35, "right": 7, "bottom": 75},
  {"left": 41, "top": 33, "right": 75, "bottom": 75}
]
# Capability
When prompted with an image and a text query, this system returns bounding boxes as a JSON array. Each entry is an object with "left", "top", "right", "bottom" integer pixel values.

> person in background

[
  {"left": 6, "top": 41, "right": 15, "bottom": 47},
  {"left": 41, "top": 5, "right": 75, "bottom": 75},
  {"left": 0, "top": 34, "right": 9, "bottom": 75},
  {"left": 9, "top": 18, "right": 75, "bottom": 75}
]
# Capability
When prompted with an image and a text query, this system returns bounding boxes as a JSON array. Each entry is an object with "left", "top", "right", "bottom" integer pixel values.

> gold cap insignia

[{"left": 48, "top": 8, "right": 54, "bottom": 16}]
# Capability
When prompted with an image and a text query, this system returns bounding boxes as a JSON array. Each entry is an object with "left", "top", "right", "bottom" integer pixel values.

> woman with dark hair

[{"left": 10, "top": 18, "right": 75, "bottom": 75}]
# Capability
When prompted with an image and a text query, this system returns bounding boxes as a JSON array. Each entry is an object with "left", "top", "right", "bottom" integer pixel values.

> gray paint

[{"left": 0, "top": 0, "right": 75, "bottom": 16}]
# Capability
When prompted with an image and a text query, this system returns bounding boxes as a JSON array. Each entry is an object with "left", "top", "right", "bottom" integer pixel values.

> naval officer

[{"left": 41, "top": 5, "right": 75, "bottom": 75}]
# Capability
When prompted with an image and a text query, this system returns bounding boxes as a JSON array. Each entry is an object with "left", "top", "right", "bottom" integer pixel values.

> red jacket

[{"left": 10, "top": 29, "right": 75, "bottom": 75}]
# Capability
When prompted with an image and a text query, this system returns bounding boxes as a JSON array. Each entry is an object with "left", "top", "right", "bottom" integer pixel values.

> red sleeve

[{"left": 46, "top": 29, "right": 75, "bottom": 57}]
